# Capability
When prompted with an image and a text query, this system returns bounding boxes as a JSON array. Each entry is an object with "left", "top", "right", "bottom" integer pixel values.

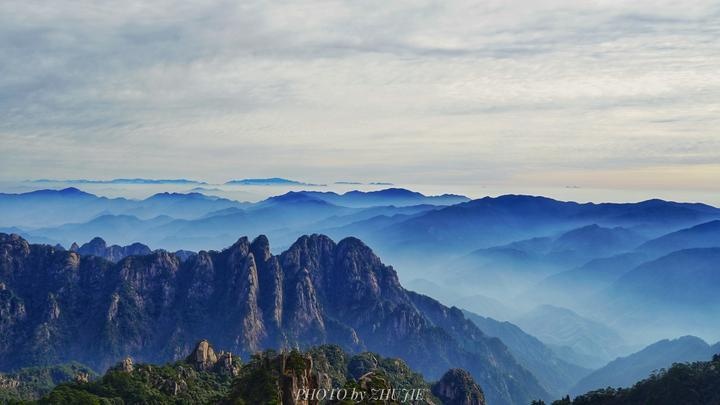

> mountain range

[
  {"left": 225, "top": 177, "right": 324, "bottom": 186},
  {"left": 364, "top": 195, "right": 720, "bottom": 257},
  {"left": 1, "top": 185, "right": 720, "bottom": 404},
  {"left": 0, "top": 188, "right": 245, "bottom": 228},
  {"left": 0, "top": 188, "right": 468, "bottom": 251},
  {"left": 0, "top": 232, "right": 550, "bottom": 405},
  {"left": 284, "top": 188, "right": 470, "bottom": 208}
]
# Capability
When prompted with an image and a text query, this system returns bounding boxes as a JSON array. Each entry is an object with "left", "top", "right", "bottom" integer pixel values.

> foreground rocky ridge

[
  {"left": 13, "top": 340, "right": 485, "bottom": 404},
  {"left": 0, "top": 233, "right": 546, "bottom": 405}
]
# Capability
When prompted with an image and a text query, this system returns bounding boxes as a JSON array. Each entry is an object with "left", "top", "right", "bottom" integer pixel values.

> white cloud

[{"left": 0, "top": 0, "right": 718, "bottom": 191}]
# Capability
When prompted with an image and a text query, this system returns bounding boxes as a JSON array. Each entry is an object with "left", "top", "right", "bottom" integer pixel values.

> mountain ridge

[
  {"left": 571, "top": 335, "right": 717, "bottom": 395},
  {"left": 0, "top": 232, "right": 549, "bottom": 405}
]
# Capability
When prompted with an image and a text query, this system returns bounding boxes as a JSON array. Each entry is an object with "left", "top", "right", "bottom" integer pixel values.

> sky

[{"left": 1, "top": 0, "right": 719, "bottom": 196}]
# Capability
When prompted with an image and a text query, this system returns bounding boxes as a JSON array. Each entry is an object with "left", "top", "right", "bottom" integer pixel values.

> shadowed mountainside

[{"left": 463, "top": 310, "right": 590, "bottom": 397}]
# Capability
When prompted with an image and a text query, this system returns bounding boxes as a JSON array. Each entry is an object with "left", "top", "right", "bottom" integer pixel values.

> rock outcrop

[
  {"left": 184, "top": 339, "right": 239, "bottom": 376},
  {"left": 121, "top": 357, "right": 134, "bottom": 373},
  {"left": 187, "top": 340, "right": 218, "bottom": 371},
  {"left": 432, "top": 369, "right": 486, "bottom": 405},
  {"left": 277, "top": 352, "right": 327, "bottom": 405}
]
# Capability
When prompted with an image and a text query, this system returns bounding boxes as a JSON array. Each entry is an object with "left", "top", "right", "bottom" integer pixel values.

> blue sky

[{"left": 1, "top": 0, "right": 718, "bottom": 194}]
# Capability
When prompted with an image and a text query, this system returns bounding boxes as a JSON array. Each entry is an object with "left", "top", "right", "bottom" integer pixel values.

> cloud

[{"left": 0, "top": 0, "right": 718, "bottom": 192}]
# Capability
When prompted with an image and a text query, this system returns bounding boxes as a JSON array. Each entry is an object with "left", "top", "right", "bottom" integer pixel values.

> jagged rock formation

[
  {"left": 34, "top": 343, "right": 454, "bottom": 404},
  {"left": 185, "top": 340, "right": 239, "bottom": 376},
  {"left": 121, "top": 357, "right": 134, "bottom": 373},
  {"left": 71, "top": 236, "right": 151, "bottom": 262},
  {"left": 432, "top": 369, "right": 486, "bottom": 405},
  {"left": 0, "top": 232, "right": 549, "bottom": 405},
  {"left": 187, "top": 340, "right": 218, "bottom": 371}
]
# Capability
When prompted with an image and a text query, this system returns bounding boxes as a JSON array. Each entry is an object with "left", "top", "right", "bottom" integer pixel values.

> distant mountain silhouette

[
  {"left": 372, "top": 195, "right": 719, "bottom": 256},
  {"left": 446, "top": 224, "right": 647, "bottom": 298},
  {"left": 551, "top": 224, "right": 645, "bottom": 258},
  {"left": 267, "top": 188, "right": 470, "bottom": 208},
  {"left": 636, "top": 220, "right": 720, "bottom": 258},
  {"left": 0, "top": 189, "right": 245, "bottom": 228},
  {"left": 225, "top": 177, "right": 324, "bottom": 186},
  {"left": 601, "top": 248, "right": 720, "bottom": 339},
  {"left": 20, "top": 192, "right": 454, "bottom": 252},
  {"left": 513, "top": 305, "right": 627, "bottom": 369},
  {"left": 529, "top": 252, "right": 649, "bottom": 307},
  {"left": 71, "top": 237, "right": 151, "bottom": 263},
  {"left": 571, "top": 336, "right": 717, "bottom": 395},
  {"left": 31, "top": 214, "right": 175, "bottom": 247}
]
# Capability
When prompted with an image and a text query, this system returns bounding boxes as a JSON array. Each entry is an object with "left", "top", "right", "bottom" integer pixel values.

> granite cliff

[{"left": 0, "top": 232, "right": 548, "bottom": 404}]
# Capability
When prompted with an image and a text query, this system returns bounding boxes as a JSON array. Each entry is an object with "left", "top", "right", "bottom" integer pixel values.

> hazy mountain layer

[
  {"left": 600, "top": 248, "right": 720, "bottom": 341},
  {"left": 571, "top": 336, "right": 718, "bottom": 395},
  {"left": 371, "top": 195, "right": 719, "bottom": 256},
  {"left": 513, "top": 305, "right": 627, "bottom": 369},
  {"left": 0, "top": 188, "right": 246, "bottom": 228},
  {"left": 463, "top": 310, "right": 590, "bottom": 397},
  {"left": 636, "top": 220, "right": 720, "bottom": 258}
]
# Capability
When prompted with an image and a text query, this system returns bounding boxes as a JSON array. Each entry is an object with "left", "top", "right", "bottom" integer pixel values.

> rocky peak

[
  {"left": 225, "top": 237, "right": 251, "bottom": 257},
  {"left": 74, "top": 372, "right": 90, "bottom": 383},
  {"left": 281, "top": 234, "right": 337, "bottom": 278},
  {"left": 86, "top": 237, "right": 107, "bottom": 249},
  {"left": 121, "top": 357, "right": 134, "bottom": 373},
  {"left": 125, "top": 243, "right": 151, "bottom": 255},
  {"left": 250, "top": 235, "right": 272, "bottom": 262},
  {"left": 186, "top": 340, "right": 218, "bottom": 371},
  {"left": 216, "top": 350, "right": 240, "bottom": 376},
  {"left": 0, "top": 233, "right": 31, "bottom": 257},
  {"left": 69, "top": 242, "right": 79, "bottom": 252},
  {"left": 431, "top": 369, "right": 486, "bottom": 405}
]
